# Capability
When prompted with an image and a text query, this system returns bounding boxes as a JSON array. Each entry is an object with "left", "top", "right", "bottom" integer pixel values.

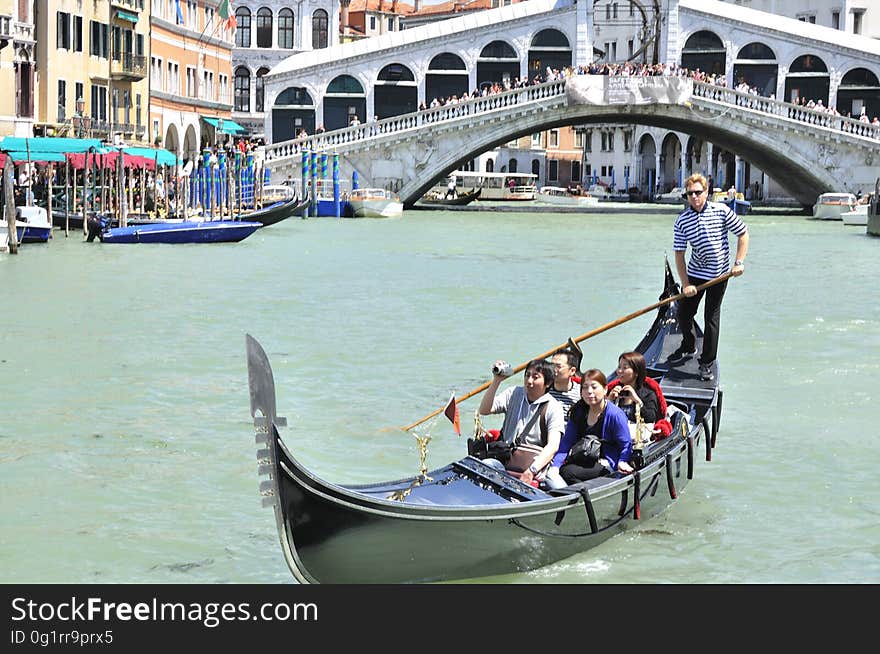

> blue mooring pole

[
  {"left": 300, "top": 150, "right": 309, "bottom": 219},
  {"left": 310, "top": 150, "right": 318, "bottom": 217},
  {"left": 332, "top": 152, "right": 340, "bottom": 218},
  {"left": 352, "top": 169, "right": 359, "bottom": 191}
]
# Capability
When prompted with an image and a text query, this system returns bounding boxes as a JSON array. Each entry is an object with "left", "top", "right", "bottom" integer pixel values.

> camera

[{"left": 491, "top": 361, "right": 513, "bottom": 377}]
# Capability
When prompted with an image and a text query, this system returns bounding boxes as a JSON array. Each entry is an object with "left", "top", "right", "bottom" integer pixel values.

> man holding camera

[{"left": 478, "top": 358, "right": 565, "bottom": 488}]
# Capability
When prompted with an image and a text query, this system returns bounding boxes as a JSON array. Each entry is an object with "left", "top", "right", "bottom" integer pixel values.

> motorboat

[
  {"left": 655, "top": 187, "right": 686, "bottom": 204},
  {"left": 710, "top": 189, "right": 751, "bottom": 215},
  {"left": 261, "top": 185, "right": 296, "bottom": 205},
  {"left": 535, "top": 186, "right": 599, "bottom": 207},
  {"left": 812, "top": 192, "right": 857, "bottom": 220},
  {"left": 348, "top": 188, "right": 404, "bottom": 218},
  {"left": 14, "top": 206, "right": 52, "bottom": 243},
  {"left": 586, "top": 183, "right": 630, "bottom": 202},
  {"left": 841, "top": 199, "right": 870, "bottom": 226}
]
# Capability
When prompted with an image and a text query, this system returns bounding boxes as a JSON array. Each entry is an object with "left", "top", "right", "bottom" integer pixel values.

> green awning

[
  {"left": 0, "top": 136, "right": 107, "bottom": 162},
  {"left": 201, "top": 116, "right": 247, "bottom": 135},
  {"left": 115, "top": 10, "right": 139, "bottom": 24}
]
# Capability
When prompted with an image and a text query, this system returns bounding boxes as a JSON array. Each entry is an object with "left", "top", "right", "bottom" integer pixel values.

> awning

[
  {"left": 0, "top": 136, "right": 106, "bottom": 164},
  {"left": 123, "top": 146, "right": 180, "bottom": 167},
  {"left": 201, "top": 116, "right": 247, "bottom": 135},
  {"left": 115, "top": 10, "right": 139, "bottom": 24}
]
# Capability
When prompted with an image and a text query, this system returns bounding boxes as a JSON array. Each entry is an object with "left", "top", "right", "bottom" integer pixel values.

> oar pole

[{"left": 400, "top": 271, "right": 735, "bottom": 432}]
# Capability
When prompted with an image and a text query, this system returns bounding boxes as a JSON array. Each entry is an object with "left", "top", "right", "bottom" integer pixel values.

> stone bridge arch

[{"left": 348, "top": 102, "right": 861, "bottom": 207}]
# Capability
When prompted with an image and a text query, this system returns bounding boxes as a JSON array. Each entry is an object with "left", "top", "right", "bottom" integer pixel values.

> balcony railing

[
  {"left": 110, "top": 53, "right": 147, "bottom": 80},
  {"left": 13, "top": 21, "right": 33, "bottom": 42}
]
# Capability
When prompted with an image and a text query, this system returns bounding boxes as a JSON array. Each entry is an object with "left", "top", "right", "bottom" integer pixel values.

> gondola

[
  {"left": 419, "top": 188, "right": 482, "bottom": 206},
  {"left": 246, "top": 261, "right": 723, "bottom": 584}
]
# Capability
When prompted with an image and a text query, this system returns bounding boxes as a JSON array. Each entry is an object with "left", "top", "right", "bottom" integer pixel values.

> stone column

[
  {"left": 735, "top": 154, "right": 742, "bottom": 191},
  {"left": 680, "top": 142, "right": 686, "bottom": 187},
  {"left": 661, "top": 0, "right": 681, "bottom": 66},
  {"left": 654, "top": 151, "right": 661, "bottom": 191},
  {"left": 574, "top": 0, "right": 593, "bottom": 68}
]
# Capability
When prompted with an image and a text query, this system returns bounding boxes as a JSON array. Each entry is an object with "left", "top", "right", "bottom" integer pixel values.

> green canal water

[{"left": 1, "top": 206, "right": 878, "bottom": 583}]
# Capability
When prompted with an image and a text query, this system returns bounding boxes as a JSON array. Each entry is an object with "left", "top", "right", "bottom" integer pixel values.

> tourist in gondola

[
  {"left": 548, "top": 348, "right": 582, "bottom": 421},
  {"left": 606, "top": 351, "right": 672, "bottom": 439},
  {"left": 670, "top": 173, "right": 749, "bottom": 381},
  {"left": 478, "top": 358, "right": 565, "bottom": 488},
  {"left": 553, "top": 369, "right": 634, "bottom": 485}
]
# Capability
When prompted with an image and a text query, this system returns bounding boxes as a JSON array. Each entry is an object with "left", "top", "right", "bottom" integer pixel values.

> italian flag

[{"left": 218, "top": 0, "right": 236, "bottom": 31}]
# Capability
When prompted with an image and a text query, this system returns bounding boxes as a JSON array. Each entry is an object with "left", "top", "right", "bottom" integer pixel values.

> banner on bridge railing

[{"left": 566, "top": 75, "right": 693, "bottom": 106}]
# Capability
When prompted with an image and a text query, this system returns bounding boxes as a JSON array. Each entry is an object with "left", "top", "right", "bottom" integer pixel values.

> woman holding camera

[{"left": 552, "top": 369, "right": 634, "bottom": 485}]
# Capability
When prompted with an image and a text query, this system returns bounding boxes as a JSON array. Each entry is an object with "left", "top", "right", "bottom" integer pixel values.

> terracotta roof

[
  {"left": 347, "top": 0, "right": 416, "bottom": 14},
  {"left": 412, "top": 0, "right": 495, "bottom": 17}
]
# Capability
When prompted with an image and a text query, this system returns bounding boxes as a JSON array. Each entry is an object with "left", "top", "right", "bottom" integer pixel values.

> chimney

[
  {"left": 340, "top": 0, "right": 350, "bottom": 29},
  {"left": 392, "top": 0, "right": 399, "bottom": 13},
  {"left": 414, "top": 0, "right": 421, "bottom": 11}
]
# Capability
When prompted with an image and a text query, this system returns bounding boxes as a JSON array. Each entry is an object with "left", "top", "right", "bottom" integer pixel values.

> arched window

[
  {"left": 234, "top": 66, "right": 251, "bottom": 113},
  {"left": 480, "top": 40, "right": 517, "bottom": 59},
  {"left": 531, "top": 29, "right": 569, "bottom": 48},
  {"left": 736, "top": 42, "right": 775, "bottom": 60},
  {"left": 235, "top": 8, "right": 251, "bottom": 48},
  {"left": 508, "top": 159, "right": 518, "bottom": 173},
  {"left": 255, "top": 67, "right": 270, "bottom": 112},
  {"left": 256, "top": 8, "right": 273, "bottom": 48},
  {"left": 789, "top": 54, "right": 828, "bottom": 73},
  {"left": 278, "top": 9, "right": 294, "bottom": 49},
  {"left": 327, "top": 75, "right": 364, "bottom": 94},
  {"left": 312, "top": 10, "right": 328, "bottom": 49}
]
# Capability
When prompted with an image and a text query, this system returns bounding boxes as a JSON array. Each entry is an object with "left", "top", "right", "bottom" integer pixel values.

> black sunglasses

[{"left": 685, "top": 189, "right": 705, "bottom": 197}]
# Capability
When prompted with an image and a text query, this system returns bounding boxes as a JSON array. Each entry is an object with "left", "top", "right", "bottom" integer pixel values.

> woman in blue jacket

[{"left": 552, "top": 369, "right": 634, "bottom": 485}]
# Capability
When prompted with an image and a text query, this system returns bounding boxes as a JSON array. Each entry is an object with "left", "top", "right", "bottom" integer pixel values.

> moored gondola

[{"left": 246, "top": 261, "right": 723, "bottom": 584}]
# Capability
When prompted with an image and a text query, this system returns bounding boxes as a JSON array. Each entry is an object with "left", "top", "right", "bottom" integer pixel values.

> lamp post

[{"left": 75, "top": 96, "right": 90, "bottom": 139}]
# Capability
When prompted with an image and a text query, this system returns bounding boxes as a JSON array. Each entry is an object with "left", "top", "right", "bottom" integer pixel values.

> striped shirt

[
  {"left": 548, "top": 381, "right": 581, "bottom": 421},
  {"left": 673, "top": 201, "right": 748, "bottom": 279}
]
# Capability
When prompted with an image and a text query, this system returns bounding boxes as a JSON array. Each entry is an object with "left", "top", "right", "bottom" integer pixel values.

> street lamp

[{"left": 74, "top": 96, "right": 90, "bottom": 139}]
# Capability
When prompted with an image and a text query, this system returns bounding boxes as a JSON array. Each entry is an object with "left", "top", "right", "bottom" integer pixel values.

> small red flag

[{"left": 444, "top": 393, "right": 461, "bottom": 436}]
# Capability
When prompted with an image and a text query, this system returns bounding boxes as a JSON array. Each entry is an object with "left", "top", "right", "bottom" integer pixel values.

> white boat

[
  {"left": 535, "top": 185, "right": 599, "bottom": 207},
  {"left": 348, "top": 188, "right": 404, "bottom": 218},
  {"left": 586, "top": 183, "right": 630, "bottom": 202},
  {"left": 430, "top": 171, "right": 536, "bottom": 201},
  {"left": 7, "top": 206, "right": 52, "bottom": 243},
  {"left": 655, "top": 186, "right": 686, "bottom": 204},
  {"left": 841, "top": 202, "right": 869, "bottom": 226},
  {"left": 812, "top": 192, "right": 856, "bottom": 220},
  {"left": 261, "top": 184, "right": 296, "bottom": 205}
]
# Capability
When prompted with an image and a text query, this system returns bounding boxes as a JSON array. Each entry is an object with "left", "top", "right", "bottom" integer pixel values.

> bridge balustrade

[
  {"left": 265, "top": 76, "right": 879, "bottom": 166},
  {"left": 265, "top": 79, "right": 568, "bottom": 162},
  {"left": 692, "top": 81, "right": 880, "bottom": 141}
]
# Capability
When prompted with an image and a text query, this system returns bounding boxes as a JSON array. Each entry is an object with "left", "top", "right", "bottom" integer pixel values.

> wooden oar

[{"left": 400, "top": 270, "right": 735, "bottom": 432}]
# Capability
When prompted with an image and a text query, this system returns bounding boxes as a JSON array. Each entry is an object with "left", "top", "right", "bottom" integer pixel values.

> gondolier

[
  {"left": 670, "top": 173, "right": 749, "bottom": 381},
  {"left": 445, "top": 174, "right": 457, "bottom": 199}
]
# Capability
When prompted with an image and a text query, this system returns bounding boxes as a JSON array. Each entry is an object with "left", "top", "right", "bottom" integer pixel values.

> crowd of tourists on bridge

[{"left": 285, "top": 59, "right": 877, "bottom": 142}]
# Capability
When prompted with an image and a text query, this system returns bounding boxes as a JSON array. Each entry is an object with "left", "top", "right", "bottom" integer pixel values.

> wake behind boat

[
  {"left": 246, "top": 261, "right": 723, "bottom": 584},
  {"left": 90, "top": 217, "right": 262, "bottom": 244}
]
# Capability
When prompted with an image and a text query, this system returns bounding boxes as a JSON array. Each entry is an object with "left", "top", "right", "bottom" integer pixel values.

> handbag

[
  {"left": 468, "top": 403, "right": 547, "bottom": 473},
  {"left": 566, "top": 435, "right": 602, "bottom": 467}
]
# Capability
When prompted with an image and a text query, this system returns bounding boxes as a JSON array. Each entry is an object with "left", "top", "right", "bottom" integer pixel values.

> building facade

[
  {"left": 150, "top": 0, "right": 235, "bottom": 161},
  {"left": 230, "top": 0, "right": 340, "bottom": 138},
  {"left": 34, "top": 0, "right": 150, "bottom": 144},
  {"left": 0, "top": 0, "right": 35, "bottom": 138}
]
